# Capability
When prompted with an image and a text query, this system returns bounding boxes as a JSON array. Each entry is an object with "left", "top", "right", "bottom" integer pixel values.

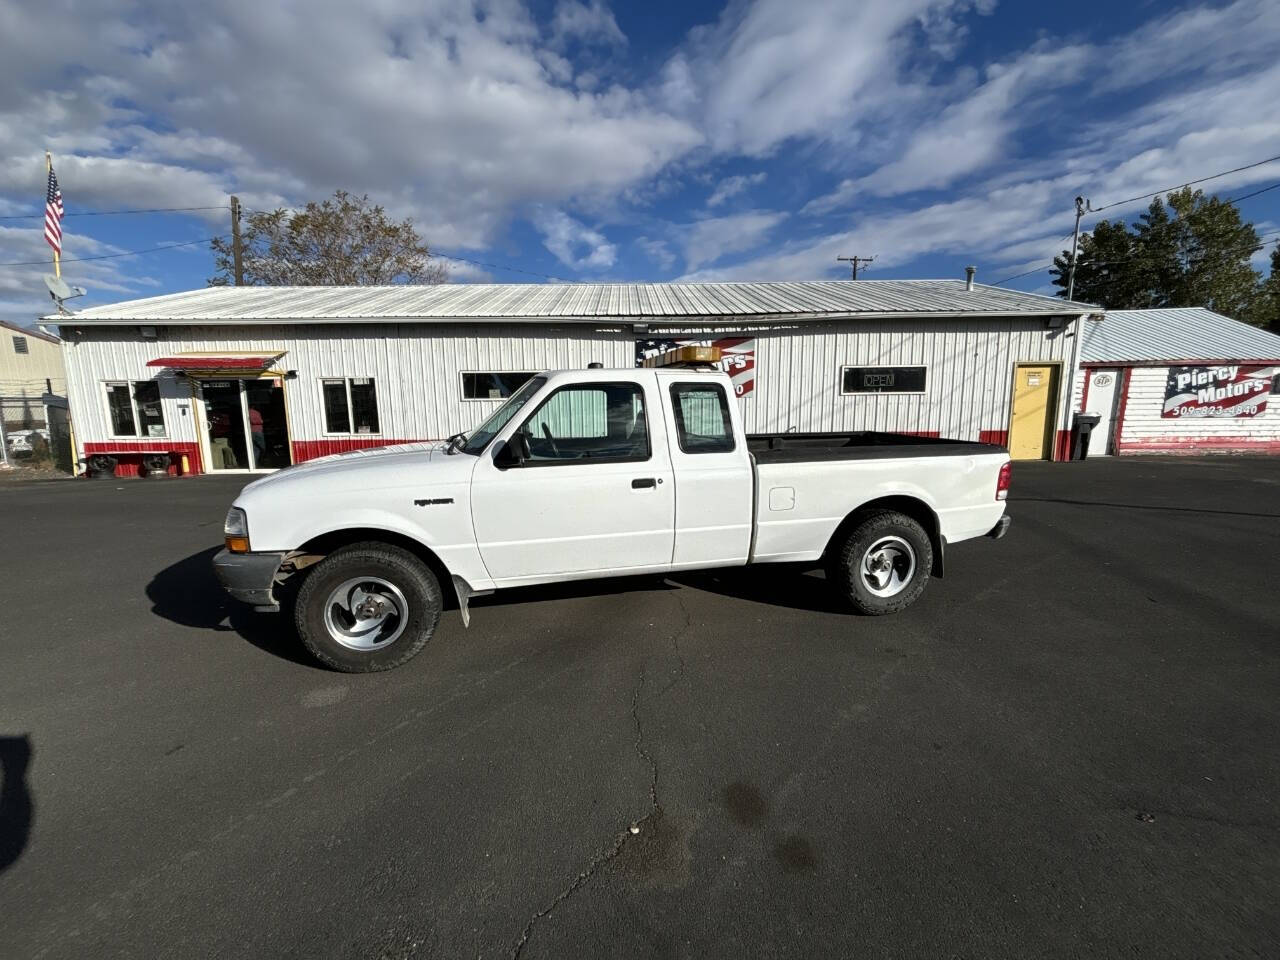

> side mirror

[{"left": 494, "top": 434, "right": 529, "bottom": 469}]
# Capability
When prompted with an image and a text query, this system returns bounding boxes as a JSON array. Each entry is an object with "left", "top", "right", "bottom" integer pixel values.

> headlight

[{"left": 224, "top": 507, "right": 250, "bottom": 552}]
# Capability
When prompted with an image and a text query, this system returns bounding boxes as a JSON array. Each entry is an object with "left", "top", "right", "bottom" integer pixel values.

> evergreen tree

[{"left": 1051, "top": 188, "right": 1265, "bottom": 324}]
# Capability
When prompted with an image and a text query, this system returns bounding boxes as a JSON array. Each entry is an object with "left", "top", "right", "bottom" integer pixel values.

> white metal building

[
  {"left": 1073, "top": 307, "right": 1280, "bottom": 456},
  {"left": 48, "top": 280, "right": 1097, "bottom": 476}
]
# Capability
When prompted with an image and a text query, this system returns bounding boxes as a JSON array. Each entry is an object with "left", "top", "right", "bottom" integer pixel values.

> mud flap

[{"left": 451, "top": 575, "right": 493, "bottom": 628}]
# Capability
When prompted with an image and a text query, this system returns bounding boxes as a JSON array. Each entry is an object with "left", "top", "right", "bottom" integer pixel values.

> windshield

[{"left": 458, "top": 376, "right": 546, "bottom": 455}]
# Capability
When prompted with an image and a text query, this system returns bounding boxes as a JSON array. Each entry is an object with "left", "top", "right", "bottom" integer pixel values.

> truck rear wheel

[
  {"left": 294, "top": 542, "right": 442, "bottom": 672},
  {"left": 830, "top": 511, "right": 932, "bottom": 615}
]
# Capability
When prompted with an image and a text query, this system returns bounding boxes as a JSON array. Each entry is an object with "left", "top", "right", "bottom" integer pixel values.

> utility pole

[
  {"left": 837, "top": 254, "right": 875, "bottom": 279},
  {"left": 1067, "top": 195, "right": 1091, "bottom": 301},
  {"left": 229, "top": 194, "right": 243, "bottom": 285}
]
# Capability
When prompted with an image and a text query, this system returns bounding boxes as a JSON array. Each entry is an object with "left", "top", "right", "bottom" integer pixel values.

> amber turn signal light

[{"left": 225, "top": 536, "right": 250, "bottom": 553}]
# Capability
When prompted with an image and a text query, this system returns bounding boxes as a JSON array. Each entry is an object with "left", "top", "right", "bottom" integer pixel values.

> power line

[
  {"left": 995, "top": 181, "right": 1280, "bottom": 286},
  {"left": 0, "top": 204, "right": 229, "bottom": 221},
  {"left": 994, "top": 228, "right": 1280, "bottom": 286},
  {"left": 0, "top": 236, "right": 222, "bottom": 268},
  {"left": 1089, "top": 154, "right": 1280, "bottom": 213}
]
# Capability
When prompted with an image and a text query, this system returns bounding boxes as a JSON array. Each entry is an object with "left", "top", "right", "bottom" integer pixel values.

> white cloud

[
  {"left": 0, "top": 0, "right": 702, "bottom": 258},
  {"left": 635, "top": 236, "right": 675, "bottom": 270},
  {"left": 804, "top": 43, "right": 1091, "bottom": 211},
  {"left": 683, "top": 210, "right": 788, "bottom": 271},
  {"left": 550, "top": 0, "right": 627, "bottom": 49},
  {"left": 664, "top": 0, "right": 986, "bottom": 156},
  {"left": 532, "top": 208, "right": 617, "bottom": 269},
  {"left": 707, "top": 172, "right": 766, "bottom": 207}
]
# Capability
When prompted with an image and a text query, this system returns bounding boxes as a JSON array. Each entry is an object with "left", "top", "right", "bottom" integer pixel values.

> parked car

[
  {"left": 6, "top": 429, "right": 47, "bottom": 456},
  {"left": 214, "top": 366, "right": 1012, "bottom": 672}
]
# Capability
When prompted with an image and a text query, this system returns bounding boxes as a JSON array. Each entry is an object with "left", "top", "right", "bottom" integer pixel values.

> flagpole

[{"left": 46, "top": 151, "right": 60, "bottom": 278}]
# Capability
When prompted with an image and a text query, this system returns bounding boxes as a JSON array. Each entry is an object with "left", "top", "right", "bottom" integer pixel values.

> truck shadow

[
  {"left": 473, "top": 566, "right": 847, "bottom": 616},
  {"left": 669, "top": 565, "right": 849, "bottom": 614},
  {"left": 469, "top": 574, "right": 680, "bottom": 609},
  {"left": 145, "top": 546, "right": 317, "bottom": 667},
  {"left": 146, "top": 549, "right": 848, "bottom": 668},
  {"left": 0, "top": 735, "right": 33, "bottom": 874}
]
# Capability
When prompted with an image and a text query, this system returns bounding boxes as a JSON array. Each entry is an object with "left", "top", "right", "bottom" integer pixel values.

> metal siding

[
  {"left": 1117, "top": 365, "right": 1280, "bottom": 451},
  {"left": 740, "top": 317, "right": 1069, "bottom": 439},
  {"left": 53, "top": 280, "right": 1097, "bottom": 324},
  {"left": 62, "top": 317, "right": 1071, "bottom": 467},
  {"left": 63, "top": 323, "right": 631, "bottom": 455}
]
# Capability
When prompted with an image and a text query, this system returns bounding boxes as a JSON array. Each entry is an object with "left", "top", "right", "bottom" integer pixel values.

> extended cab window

[
  {"left": 670, "top": 382, "right": 735, "bottom": 454},
  {"left": 518, "top": 382, "right": 649, "bottom": 463}
]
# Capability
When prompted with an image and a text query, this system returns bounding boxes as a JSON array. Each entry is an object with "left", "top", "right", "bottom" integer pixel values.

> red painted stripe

[
  {"left": 1080, "top": 367, "right": 1093, "bottom": 413},
  {"left": 978, "top": 429, "right": 1008, "bottom": 446},
  {"left": 83, "top": 441, "right": 203, "bottom": 477},
  {"left": 1118, "top": 437, "right": 1280, "bottom": 455},
  {"left": 1053, "top": 429, "right": 1071, "bottom": 462},
  {"left": 896, "top": 430, "right": 941, "bottom": 438},
  {"left": 291, "top": 438, "right": 438, "bottom": 462}
]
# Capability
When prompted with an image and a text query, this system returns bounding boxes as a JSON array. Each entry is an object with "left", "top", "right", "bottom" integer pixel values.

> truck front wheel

[
  {"left": 294, "top": 542, "right": 442, "bottom": 672},
  {"left": 830, "top": 511, "right": 933, "bottom": 615}
]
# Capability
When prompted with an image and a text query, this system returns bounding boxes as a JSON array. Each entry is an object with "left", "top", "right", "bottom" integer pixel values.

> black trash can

[{"left": 1071, "top": 413, "right": 1102, "bottom": 460}]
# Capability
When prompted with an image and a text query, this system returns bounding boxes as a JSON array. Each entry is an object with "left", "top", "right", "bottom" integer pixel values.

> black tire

[
  {"left": 829, "top": 510, "right": 933, "bottom": 615},
  {"left": 294, "top": 542, "right": 442, "bottom": 672}
]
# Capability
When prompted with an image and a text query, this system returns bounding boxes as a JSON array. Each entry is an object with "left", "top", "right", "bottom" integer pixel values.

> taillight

[{"left": 996, "top": 461, "right": 1011, "bottom": 501}]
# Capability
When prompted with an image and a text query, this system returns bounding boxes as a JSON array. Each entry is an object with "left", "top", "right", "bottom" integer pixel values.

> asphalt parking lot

[{"left": 1, "top": 456, "right": 1278, "bottom": 959}]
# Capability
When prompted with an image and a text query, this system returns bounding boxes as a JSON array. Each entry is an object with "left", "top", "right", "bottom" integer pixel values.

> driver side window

[{"left": 518, "top": 382, "right": 650, "bottom": 464}]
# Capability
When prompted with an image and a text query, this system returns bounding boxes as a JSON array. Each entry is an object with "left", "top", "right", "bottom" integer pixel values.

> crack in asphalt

[
  {"left": 508, "top": 659, "right": 664, "bottom": 959},
  {"left": 657, "top": 584, "right": 692, "bottom": 698}
]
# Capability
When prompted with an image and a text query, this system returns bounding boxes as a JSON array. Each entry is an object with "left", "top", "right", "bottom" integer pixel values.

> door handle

[{"left": 631, "top": 477, "right": 657, "bottom": 489}]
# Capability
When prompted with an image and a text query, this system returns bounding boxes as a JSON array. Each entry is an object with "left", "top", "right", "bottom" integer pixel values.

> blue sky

[{"left": 1, "top": 0, "right": 1279, "bottom": 327}]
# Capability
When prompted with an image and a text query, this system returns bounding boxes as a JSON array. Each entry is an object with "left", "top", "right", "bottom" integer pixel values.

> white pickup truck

[{"left": 214, "top": 366, "right": 1011, "bottom": 672}]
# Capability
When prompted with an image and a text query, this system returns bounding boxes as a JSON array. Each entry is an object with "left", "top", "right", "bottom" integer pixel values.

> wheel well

[
  {"left": 293, "top": 528, "right": 457, "bottom": 606},
  {"left": 824, "top": 496, "right": 945, "bottom": 577}
]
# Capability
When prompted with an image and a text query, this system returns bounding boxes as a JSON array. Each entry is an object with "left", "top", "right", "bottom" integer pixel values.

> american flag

[{"left": 45, "top": 166, "right": 64, "bottom": 255}]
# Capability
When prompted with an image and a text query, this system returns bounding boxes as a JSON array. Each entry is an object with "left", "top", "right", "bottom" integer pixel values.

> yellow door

[{"left": 1008, "top": 364, "right": 1058, "bottom": 460}]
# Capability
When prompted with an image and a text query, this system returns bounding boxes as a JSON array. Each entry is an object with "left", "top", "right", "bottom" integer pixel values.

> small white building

[
  {"left": 49, "top": 280, "right": 1098, "bottom": 476},
  {"left": 1074, "top": 307, "right": 1280, "bottom": 456}
]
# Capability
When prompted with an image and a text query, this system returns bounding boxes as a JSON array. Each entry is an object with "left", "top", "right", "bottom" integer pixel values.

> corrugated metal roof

[
  {"left": 49, "top": 280, "right": 1098, "bottom": 325},
  {"left": 1081, "top": 307, "right": 1280, "bottom": 364}
]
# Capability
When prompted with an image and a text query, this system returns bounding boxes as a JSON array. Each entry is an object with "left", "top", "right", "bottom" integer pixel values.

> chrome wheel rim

[
  {"left": 860, "top": 536, "right": 916, "bottom": 598},
  {"left": 323, "top": 577, "right": 409, "bottom": 651}
]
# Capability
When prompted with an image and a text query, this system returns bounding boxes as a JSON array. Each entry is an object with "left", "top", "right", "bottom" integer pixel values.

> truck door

[
  {"left": 470, "top": 376, "right": 676, "bottom": 583},
  {"left": 660, "top": 377, "right": 753, "bottom": 568}
]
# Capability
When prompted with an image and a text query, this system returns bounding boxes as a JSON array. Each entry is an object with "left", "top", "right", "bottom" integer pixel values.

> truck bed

[{"left": 747, "top": 431, "right": 1006, "bottom": 463}]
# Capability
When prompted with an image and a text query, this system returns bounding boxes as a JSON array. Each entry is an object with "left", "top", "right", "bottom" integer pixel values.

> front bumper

[
  {"left": 212, "top": 549, "right": 287, "bottom": 611},
  {"left": 986, "top": 514, "right": 1012, "bottom": 540}
]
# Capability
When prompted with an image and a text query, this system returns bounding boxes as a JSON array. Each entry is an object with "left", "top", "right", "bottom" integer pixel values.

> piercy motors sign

[{"left": 1162, "top": 365, "right": 1277, "bottom": 419}]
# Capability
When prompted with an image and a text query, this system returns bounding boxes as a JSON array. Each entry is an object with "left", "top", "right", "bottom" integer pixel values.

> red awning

[{"left": 146, "top": 353, "right": 285, "bottom": 370}]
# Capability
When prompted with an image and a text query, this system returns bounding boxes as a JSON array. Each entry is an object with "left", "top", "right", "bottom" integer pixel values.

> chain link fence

[{"left": 1, "top": 394, "right": 73, "bottom": 474}]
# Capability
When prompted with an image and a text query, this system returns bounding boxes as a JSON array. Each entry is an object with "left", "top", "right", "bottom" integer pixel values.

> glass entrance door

[
  {"left": 201, "top": 379, "right": 290, "bottom": 471},
  {"left": 244, "top": 379, "right": 290, "bottom": 468}
]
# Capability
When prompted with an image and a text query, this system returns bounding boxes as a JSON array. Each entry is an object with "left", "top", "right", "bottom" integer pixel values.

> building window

[
  {"left": 105, "top": 381, "right": 165, "bottom": 438},
  {"left": 1272, "top": 374, "right": 1280, "bottom": 396},
  {"left": 841, "top": 365, "right": 928, "bottom": 395},
  {"left": 670, "top": 382, "right": 735, "bottom": 454},
  {"left": 322, "top": 378, "right": 380, "bottom": 434},
  {"left": 462, "top": 371, "right": 537, "bottom": 400},
  {"left": 517, "top": 382, "right": 650, "bottom": 464},
  {"left": 12, "top": 335, "right": 28, "bottom": 354}
]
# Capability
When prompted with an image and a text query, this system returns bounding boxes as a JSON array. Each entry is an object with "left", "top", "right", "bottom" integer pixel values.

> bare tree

[{"left": 210, "top": 190, "right": 448, "bottom": 286}]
